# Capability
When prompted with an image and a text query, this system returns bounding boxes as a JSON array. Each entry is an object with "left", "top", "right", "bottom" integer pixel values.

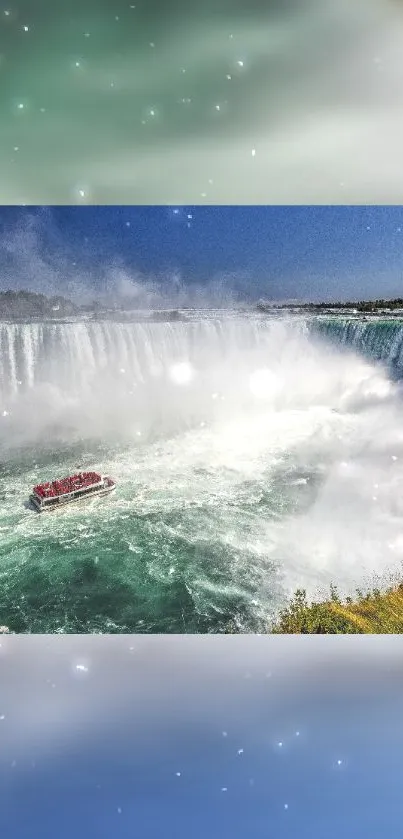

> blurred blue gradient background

[{"left": 1, "top": 635, "right": 403, "bottom": 838}]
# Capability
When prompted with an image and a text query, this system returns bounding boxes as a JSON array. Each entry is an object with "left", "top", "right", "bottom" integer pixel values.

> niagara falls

[{"left": 1, "top": 204, "right": 403, "bottom": 633}]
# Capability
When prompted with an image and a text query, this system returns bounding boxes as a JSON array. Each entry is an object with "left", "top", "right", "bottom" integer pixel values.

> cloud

[{"left": 0, "top": 212, "right": 250, "bottom": 307}]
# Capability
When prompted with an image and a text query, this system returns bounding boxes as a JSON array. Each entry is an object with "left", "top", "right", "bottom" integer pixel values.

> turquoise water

[
  {"left": 0, "top": 427, "right": 327, "bottom": 633},
  {"left": 1, "top": 314, "right": 403, "bottom": 633}
]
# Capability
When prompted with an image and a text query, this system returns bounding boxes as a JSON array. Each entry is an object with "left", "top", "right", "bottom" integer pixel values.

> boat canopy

[{"left": 33, "top": 472, "right": 102, "bottom": 498}]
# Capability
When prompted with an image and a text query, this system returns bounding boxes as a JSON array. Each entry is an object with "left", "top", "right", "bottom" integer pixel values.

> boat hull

[{"left": 29, "top": 482, "right": 116, "bottom": 513}]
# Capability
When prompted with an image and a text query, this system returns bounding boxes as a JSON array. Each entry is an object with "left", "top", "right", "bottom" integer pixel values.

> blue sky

[
  {"left": 1, "top": 635, "right": 403, "bottom": 839},
  {"left": 1, "top": 206, "right": 403, "bottom": 302}
]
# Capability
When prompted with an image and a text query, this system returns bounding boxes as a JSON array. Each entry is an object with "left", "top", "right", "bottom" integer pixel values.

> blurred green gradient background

[{"left": 1, "top": 0, "right": 403, "bottom": 204}]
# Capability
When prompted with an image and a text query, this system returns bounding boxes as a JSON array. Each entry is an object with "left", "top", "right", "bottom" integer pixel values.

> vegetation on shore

[
  {"left": 3, "top": 289, "right": 403, "bottom": 318},
  {"left": 257, "top": 297, "right": 403, "bottom": 314},
  {"left": 0, "top": 290, "right": 78, "bottom": 318},
  {"left": 298, "top": 298, "right": 403, "bottom": 314},
  {"left": 0, "top": 290, "right": 184, "bottom": 321},
  {"left": 270, "top": 583, "right": 403, "bottom": 633}
]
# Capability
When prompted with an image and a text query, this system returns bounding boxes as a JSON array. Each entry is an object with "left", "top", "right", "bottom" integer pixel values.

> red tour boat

[{"left": 29, "top": 471, "right": 116, "bottom": 512}]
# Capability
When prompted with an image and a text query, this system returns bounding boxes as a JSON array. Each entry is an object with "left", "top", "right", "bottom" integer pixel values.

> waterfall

[
  {"left": 310, "top": 318, "right": 403, "bottom": 374},
  {"left": 0, "top": 314, "right": 398, "bottom": 445},
  {"left": 0, "top": 317, "right": 309, "bottom": 400}
]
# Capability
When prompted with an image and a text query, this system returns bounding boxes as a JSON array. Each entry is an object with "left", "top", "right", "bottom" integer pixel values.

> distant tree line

[
  {"left": 0, "top": 290, "right": 185, "bottom": 321},
  {"left": 257, "top": 298, "right": 403, "bottom": 313},
  {"left": 0, "top": 290, "right": 79, "bottom": 318}
]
